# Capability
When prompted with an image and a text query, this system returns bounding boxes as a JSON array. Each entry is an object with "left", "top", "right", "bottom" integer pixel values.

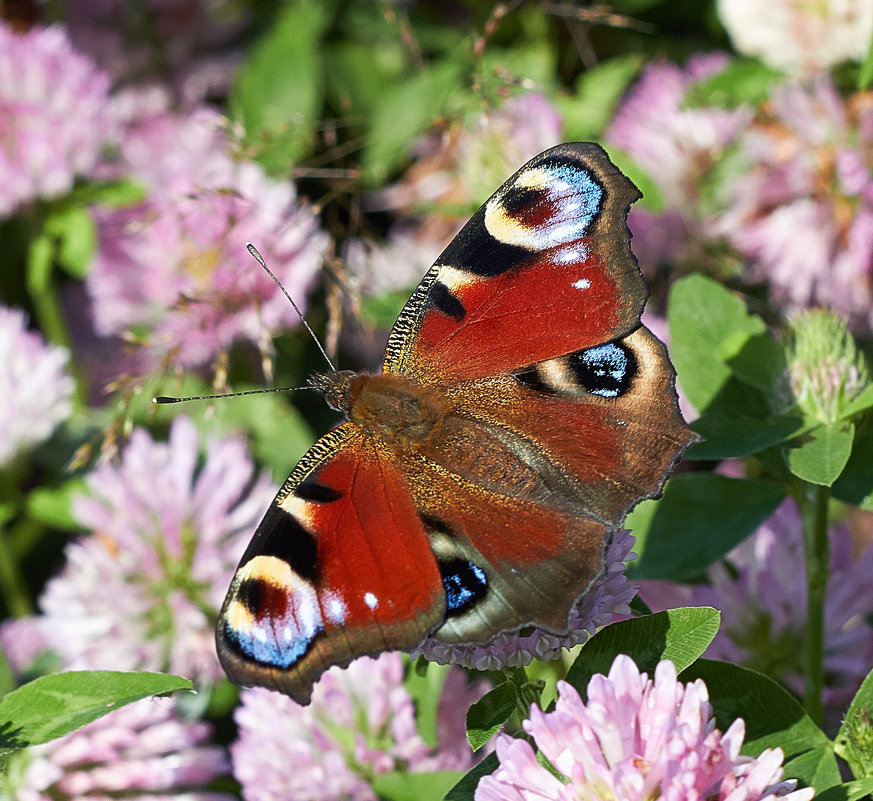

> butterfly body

[{"left": 217, "top": 143, "right": 699, "bottom": 704}]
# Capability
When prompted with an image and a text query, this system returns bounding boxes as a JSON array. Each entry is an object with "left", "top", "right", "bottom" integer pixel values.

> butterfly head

[{"left": 307, "top": 370, "right": 357, "bottom": 413}]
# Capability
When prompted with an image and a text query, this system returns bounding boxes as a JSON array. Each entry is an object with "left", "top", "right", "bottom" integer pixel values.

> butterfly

[{"left": 216, "top": 142, "right": 698, "bottom": 704}]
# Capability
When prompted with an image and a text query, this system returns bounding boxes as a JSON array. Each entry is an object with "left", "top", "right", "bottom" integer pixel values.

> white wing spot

[
  {"left": 364, "top": 592, "right": 379, "bottom": 610},
  {"left": 324, "top": 592, "right": 347, "bottom": 624},
  {"left": 573, "top": 278, "right": 591, "bottom": 290}
]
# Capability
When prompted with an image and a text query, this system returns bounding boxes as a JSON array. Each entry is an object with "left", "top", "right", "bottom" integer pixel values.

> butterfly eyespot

[
  {"left": 502, "top": 186, "right": 552, "bottom": 222},
  {"left": 439, "top": 559, "right": 488, "bottom": 617},
  {"left": 235, "top": 576, "right": 266, "bottom": 615},
  {"left": 223, "top": 557, "right": 325, "bottom": 670},
  {"left": 487, "top": 158, "right": 606, "bottom": 252},
  {"left": 571, "top": 341, "right": 637, "bottom": 398}
]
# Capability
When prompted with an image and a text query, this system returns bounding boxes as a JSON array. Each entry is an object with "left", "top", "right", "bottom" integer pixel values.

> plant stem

[
  {"left": 0, "top": 526, "right": 33, "bottom": 618},
  {"left": 503, "top": 666, "right": 543, "bottom": 718},
  {"left": 801, "top": 482, "right": 829, "bottom": 726},
  {"left": 25, "top": 229, "right": 88, "bottom": 411},
  {"left": 0, "top": 466, "right": 33, "bottom": 619}
]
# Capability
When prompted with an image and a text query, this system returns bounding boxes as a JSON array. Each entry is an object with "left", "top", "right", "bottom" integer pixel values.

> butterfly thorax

[{"left": 309, "top": 370, "right": 446, "bottom": 449}]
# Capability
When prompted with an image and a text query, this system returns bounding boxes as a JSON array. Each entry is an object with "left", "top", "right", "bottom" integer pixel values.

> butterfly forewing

[{"left": 383, "top": 143, "right": 646, "bottom": 382}]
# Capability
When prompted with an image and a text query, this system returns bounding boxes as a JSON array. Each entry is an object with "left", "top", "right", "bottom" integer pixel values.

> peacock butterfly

[{"left": 215, "top": 142, "right": 698, "bottom": 705}]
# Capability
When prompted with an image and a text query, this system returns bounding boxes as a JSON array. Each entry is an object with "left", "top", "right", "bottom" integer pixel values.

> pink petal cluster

[
  {"left": 345, "top": 225, "right": 443, "bottom": 298},
  {"left": 718, "top": 77, "right": 873, "bottom": 331},
  {"left": 18, "top": 416, "right": 275, "bottom": 684},
  {"left": 231, "top": 653, "right": 481, "bottom": 801},
  {"left": 605, "top": 55, "right": 750, "bottom": 275},
  {"left": 477, "top": 655, "right": 815, "bottom": 801},
  {"left": 717, "top": 0, "right": 873, "bottom": 75},
  {"left": 0, "top": 22, "right": 115, "bottom": 218},
  {"left": 87, "top": 102, "right": 329, "bottom": 367},
  {"left": 0, "top": 306, "right": 74, "bottom": 468},
  {"left": 11, "top": 698, "right": 232, "bottom": 801},
  {"left": 416, "top": 527, "right": 636, "bottom": 670},
  {"left": 640, "top": 499, "right": 873, "bottom": 720}
]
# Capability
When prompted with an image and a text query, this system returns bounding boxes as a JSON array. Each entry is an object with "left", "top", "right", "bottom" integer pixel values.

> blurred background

[{"left": 1, "top": 1, "right": 873, "bottom": 798}]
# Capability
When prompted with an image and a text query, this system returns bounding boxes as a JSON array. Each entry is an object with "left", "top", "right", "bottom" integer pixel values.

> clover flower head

[
  {"left": 25, "top": 417, "right": 276, "bottom": 684},
  {"left": 477, "top": 654, "right": 815, "bottom": 801},
  {"left": 231, "top": 653, "right": 481, "bottom": 801},
  {"left": 0, "top": 306, "right": 74, "bottom": 468},
  {"left": 0, "top": 22, "right": 115, "bottom": 218}
]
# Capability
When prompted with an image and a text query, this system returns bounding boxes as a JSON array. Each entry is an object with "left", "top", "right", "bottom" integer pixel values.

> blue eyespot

[
  {"left": 573, "top": 342, "right": 636, "bottom": 398},
  {"left": 440, "top": 560, "right": 488, "bottom": 616}
]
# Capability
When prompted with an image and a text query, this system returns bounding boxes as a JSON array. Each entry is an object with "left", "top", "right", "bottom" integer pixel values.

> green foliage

[
  {"left": 404, "top": 661, "right": 453, "bottom": 749},
  {"left": 669, "top": 275, "right": 871, "bottom": 491},
  {"left": 43, "top": 206, "right": 96, "bottom": 280},
  {"left": 361, "top": 289, "right": 416, "bottom": 330},
  {"left": 817, "top": 778, "right": 873, "bottom": 801},
  {"left": 231, "top": 0, "right": 332, "bottom": 174},
  {"left": 669, "top": 274, "right": 769, "bottom": 415},
  {"left": 465, "top": 681, "right": 517, "bottom": 751},
  {"left": 836, "top": 668, "right": 873, "bottom": 779},
  {"left": 445, "top": 754, "right": 499, "bottom": 801},
  {"left": 0, "top": 671, "right": 192, "bottom": 750},
  {"left": 832, "top": 426, "right": 873, "bottom": 511},
  {"left": 859, "top": 28, "right": 873, "bottom": 90},
  {"left": 627, "top": 474, "right": 785, "bottom": 580},
  {"left": 685, "top": 59, "right": 783, "bottom": 108},
  {"left": 783, "top": 423, "right": 855, "bottom": 487},
  {"left": 362, "top": 56, "right": 468, "bottom": 185},
  {"left": 372, "top": 770, "right": 467, "bottom": 801},
  {"left": 559, "top": 56, "right": 644, "bottom": 141},
  {"left": 25, "top": 477, "right": 87, "bottom": 532},
  {"left": 565, "top": 608, "right": 721, "bottom": 694}
]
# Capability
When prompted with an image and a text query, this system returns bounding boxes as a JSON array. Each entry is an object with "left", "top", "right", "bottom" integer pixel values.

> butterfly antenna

[
  {"left": 153, "top": 385, "right": 313, "bottom": 405},
  {"left": 246, "top": 242, "right": 336, "bottom": 372}
]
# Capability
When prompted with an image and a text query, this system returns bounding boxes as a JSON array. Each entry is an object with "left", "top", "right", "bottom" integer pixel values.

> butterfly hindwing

[
  {"left": 386, "top": 327, "right": 695, "bottom": 645},
  {"left": 445, "top": 325, "right": 695, "bottom": 527},
  {"left": 217, "top": 424, "right": 445, "bottom": 704},
  {"left": 383, "top": 143, "right": 646, "bottom": 382}
]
